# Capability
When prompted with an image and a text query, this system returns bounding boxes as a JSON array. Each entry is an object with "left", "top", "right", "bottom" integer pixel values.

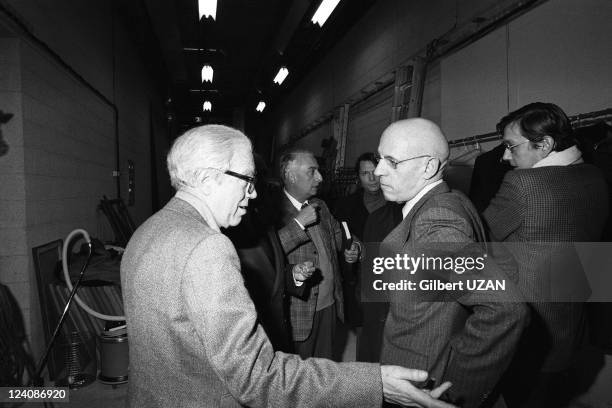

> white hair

[{"left": 167, "top": 124, "right": 252, "bottom": 190}]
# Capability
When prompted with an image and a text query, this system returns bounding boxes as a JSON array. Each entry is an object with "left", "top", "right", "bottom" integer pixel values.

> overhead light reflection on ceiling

[
  {"left": 201, "top": 65, "right": 214, "bottom": 83},
  {"left": 273, "top": 67, "right": 289, "bottom": 85},
  {"left": 256, "top": 101, "right": 266, "bottom": 112},
  {"left": 312, "top": 0, "right": 341, "bottom": 27},
  {"left": 198, "top": 0, "right": 217, "bottom": 20}
]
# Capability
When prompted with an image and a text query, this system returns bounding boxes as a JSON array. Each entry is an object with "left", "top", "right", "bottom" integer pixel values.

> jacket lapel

[
  {"left": 280, "top": 193, "right": 299, "bottom": 224},
  {"left": 382, "top": 182, "right": 451, "bottom": 246}
]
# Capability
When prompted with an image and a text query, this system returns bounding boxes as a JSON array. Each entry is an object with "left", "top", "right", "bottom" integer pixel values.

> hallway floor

[{"left": 28, "top": 330, "right": 612, "bottom": 408}]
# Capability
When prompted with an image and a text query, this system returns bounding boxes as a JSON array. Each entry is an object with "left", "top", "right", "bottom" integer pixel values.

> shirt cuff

[{"left": 293, "top": 218, "right": 305, "bottom": 230}]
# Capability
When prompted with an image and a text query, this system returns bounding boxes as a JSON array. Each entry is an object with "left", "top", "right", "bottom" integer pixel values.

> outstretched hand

[{"left": 380, "top": 366, "right": 456, "bottom": 408}]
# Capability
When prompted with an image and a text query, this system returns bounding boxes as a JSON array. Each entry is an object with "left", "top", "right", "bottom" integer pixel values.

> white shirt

[
  {"left": 402, "top": 179, "right": 444, "bottom": 219},
  {"left": 284, "top": 189, "right": 308, "bottom": 209},
  {"left": 284, "top": 189, "right": 308, "bottom": 229}
]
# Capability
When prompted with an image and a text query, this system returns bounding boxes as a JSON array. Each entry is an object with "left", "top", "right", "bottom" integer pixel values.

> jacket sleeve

[
  {"left": 277, "top": 218, "right": 310, "bottom": 253},
  {"left": 483, "top": 172, "right": 526, "bottom": 241},
  {"left": 414, "top": 207, "right": 528, "bottom": 408},
  {"left": 182, "top": 233, "right": 383, "bottom": 408}
]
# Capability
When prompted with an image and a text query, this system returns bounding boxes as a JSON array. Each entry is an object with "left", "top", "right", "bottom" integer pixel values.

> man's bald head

[
  {"left": 380, "top": 118, "right": 449, "bottom": 164},
  {"left": 374, "top": 118, "right": 449, "bottom": 203}
]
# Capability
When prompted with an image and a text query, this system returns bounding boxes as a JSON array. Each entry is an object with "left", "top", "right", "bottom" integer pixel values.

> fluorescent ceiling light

[
  {"left": 273, "top": 67, "right": 289, "bottom": 85},
  {"left": 201, "top": 65, "right": 213, "bottom": 83},
  {"left": 198, "top": 0, "right": 217, "bottom": 20},
  {"left": 256, "top": 101, "right": 266, "bottom": 112},
  {"left": 203, "top": 101, "right": 212, "bottom": 111},
  {"left": 312, "top": 0, "right": 341, "bottom": 27}
]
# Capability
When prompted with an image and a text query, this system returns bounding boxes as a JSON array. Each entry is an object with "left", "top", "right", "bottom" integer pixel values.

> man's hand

[
  {"left": 380, "top": 366, "right": 456, "bottom": 408},
  {"left": 292, "top": 261, "right": 315, "bottom": 282},
  {"left": 294, "top": 203, "right": 319, "bottom": 228},
  {"left": 344, "top": 241, "right": 361, "bottom": 264}
]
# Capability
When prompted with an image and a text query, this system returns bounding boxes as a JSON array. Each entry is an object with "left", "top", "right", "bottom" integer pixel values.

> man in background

[
  {"left": 484, "top": 102, "right": 609, "bottom": 407},
  {"left": 274, "top": 148, "right": 360, "bottom": 360}
]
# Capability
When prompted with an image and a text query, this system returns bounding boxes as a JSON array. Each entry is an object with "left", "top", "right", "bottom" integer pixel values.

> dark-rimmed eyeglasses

[
  {"left": 375, "top": 153, "right": 432, "bottom": 170},
  {"left": 221, "top": 169, "right": 257, "bottom": 194}
]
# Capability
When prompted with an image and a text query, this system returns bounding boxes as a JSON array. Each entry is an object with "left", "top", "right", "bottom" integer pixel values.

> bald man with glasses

[{"left": 373, "top": 118, "right": 528, "bottom": 408}]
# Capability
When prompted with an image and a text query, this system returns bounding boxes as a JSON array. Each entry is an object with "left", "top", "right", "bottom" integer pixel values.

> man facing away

[
  {"left": 120, "top": 124, "right": 456, "bottom": 408},
  {"left": 483, "top": 102, "right": 609, "bottom": 407},
  {"left": 374, "top": 118, "right": 528, "bottom": 408}
]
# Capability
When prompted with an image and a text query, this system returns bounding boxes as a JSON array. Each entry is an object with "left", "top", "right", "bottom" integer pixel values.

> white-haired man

[{"left": 121, "top": 124, "right": 456, "bottom": 408}]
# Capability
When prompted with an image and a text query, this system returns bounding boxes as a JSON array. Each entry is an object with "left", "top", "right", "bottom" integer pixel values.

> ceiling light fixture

[
  {"left": 256, "top": 101, "right": 266, "bottom": 112},
  {"left": 198, "top": 0, "right": 217, "bottom": 20},
  {"left": 273, "top": 67, "right": 289, "bottom": 85},
  {"left": 203, "top": 101, "right": 212, "bottom": 111},
  {"left": 201, "top": 65, "right": 213, "bottom": 83},
  {"left": 312, "top": 0, "right": 341, "bottom": 27}
]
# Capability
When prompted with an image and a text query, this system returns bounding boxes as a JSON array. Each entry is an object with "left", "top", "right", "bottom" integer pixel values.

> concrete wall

[
  {"left": 0, "top": 0, "right": 167, "bottom": 358},
  {"left": 270, "top": 0, "right": 507, "bottom": 149},
  {"left": 272, "top": 0, "right": 612, "bottom": 168}
]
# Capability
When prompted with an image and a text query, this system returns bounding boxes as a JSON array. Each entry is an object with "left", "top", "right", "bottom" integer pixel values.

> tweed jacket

[
  {"left": 483, "top": 164, "right": 609, "bottom": 371},
  {"left": 121, "top": 197, "right": 383, "bottom": 408},
  {"left": 380, "top": 182, "right": 528, "bottom": 408},
  {"left": 275, "top": 194, "right": 345, "bottom": 341}
]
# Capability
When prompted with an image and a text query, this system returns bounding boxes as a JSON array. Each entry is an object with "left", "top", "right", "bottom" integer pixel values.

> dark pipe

[
  {"left": 0, "top": 2, "right": 122, "bottom": 198},
  {"left": 31, "top": 242, "right": 94, "bottom": 386}
]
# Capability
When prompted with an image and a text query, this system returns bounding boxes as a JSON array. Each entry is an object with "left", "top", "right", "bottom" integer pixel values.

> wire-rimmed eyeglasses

[
  {"left": 375, "top": 153, "right": 432, "bottom": 170},
  {"left": 503, "top": 140, "right": 528, "bottom": 152}
]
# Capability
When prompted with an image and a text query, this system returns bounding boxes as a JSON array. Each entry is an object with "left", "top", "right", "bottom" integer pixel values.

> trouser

[{"left": 294, "top": 303, "right": 337, "bottom": 360}]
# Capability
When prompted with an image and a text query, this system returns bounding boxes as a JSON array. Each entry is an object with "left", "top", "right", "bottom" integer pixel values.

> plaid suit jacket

[
  {"left": 276, "top": 194, "right": 345, "bottom": 341},
  {"left": 380, "top": 182, "right": 528, "bottom": 408},
  {"left": 483, "top": 164, "right": 609, "bottom": 371}
]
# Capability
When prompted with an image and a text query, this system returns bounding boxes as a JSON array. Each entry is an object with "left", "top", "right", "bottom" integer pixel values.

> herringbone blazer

[
  {"left": 121, "top": 197, "right": 383, "bottom": 408},
  {"left": 380, "top": 182, "right": 528, "bottom": 408},
  {"left": 275, "top": 194, "right": 345, "bottom": 341},
  {"left": 483, "top": 164, "right": 609, "bottom": 371}
]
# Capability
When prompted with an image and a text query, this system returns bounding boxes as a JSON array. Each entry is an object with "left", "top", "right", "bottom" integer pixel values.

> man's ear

[
  {"left": 286, "top": 170, "right": 296, "bottom": 184},
  {"left": 423, "top": 157, "right": 440, "bottom": 180},
  {"left": 540, "top": 135, "right": 555, "bottom": 154},
  {"left": 200, "top": 173, "right": 217, "bottom": 195}
]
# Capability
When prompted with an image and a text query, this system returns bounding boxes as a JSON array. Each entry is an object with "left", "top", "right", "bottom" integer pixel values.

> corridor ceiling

[{"left": 119, "top": 0, "right": 378, "bottom": 131}]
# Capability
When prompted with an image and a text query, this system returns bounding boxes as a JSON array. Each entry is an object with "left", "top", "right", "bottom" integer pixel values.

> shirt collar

[
  {"left": 532, "top": 145, "right": 584, "bottom": 168},
  {"left": 284, "top": 189, "right": 308, "bottom": 211},
  {"left": 175, "top": 188, "right": 220, "bottom": 232},
  {"left": 402, "top": 179, "right": 444, "bottom": 219}
]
